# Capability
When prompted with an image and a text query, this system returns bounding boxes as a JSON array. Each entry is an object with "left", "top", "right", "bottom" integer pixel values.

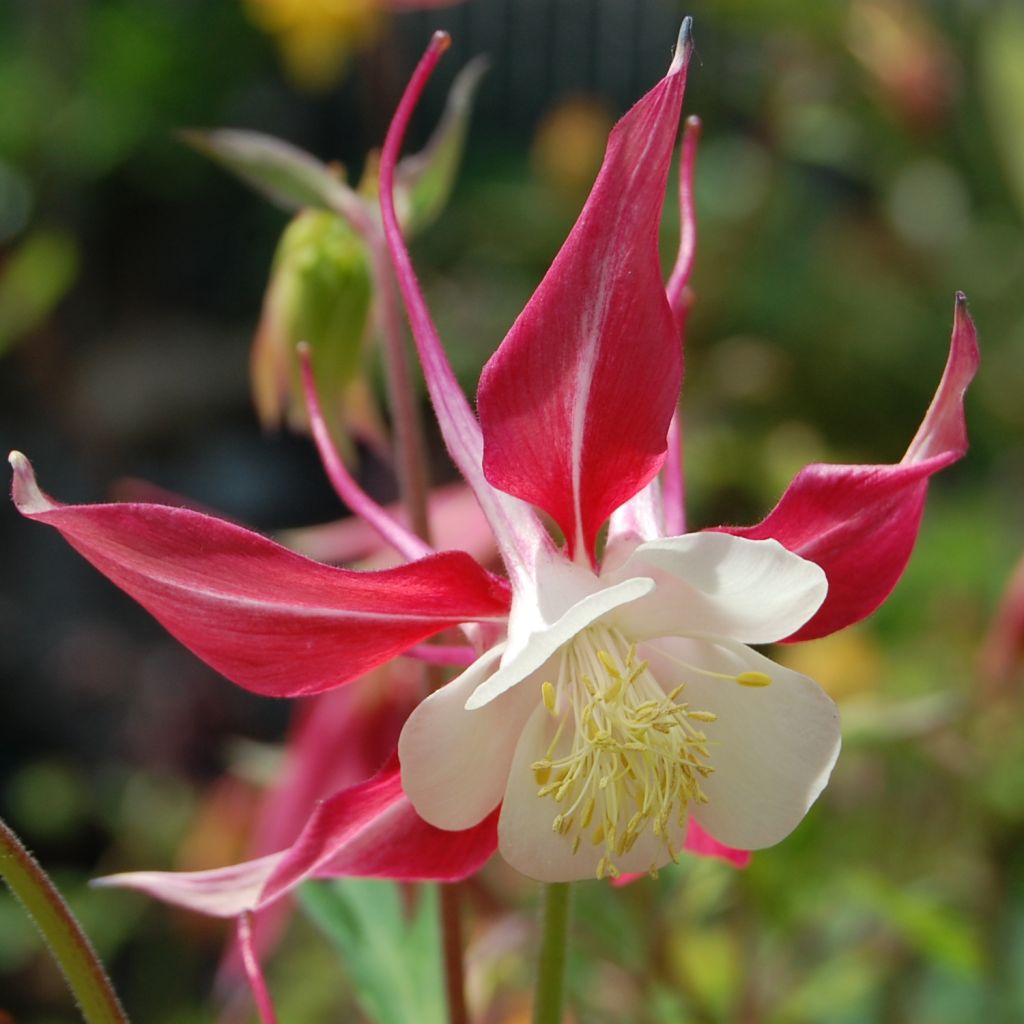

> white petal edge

[
  {"left": 497, "top": 704, "right": 687, "bottom": 882},
  {"left": 644, "top": 636, "right": 841, "bottom": 850},
  {"left": 609, "top": 533, "right": 827, "bottom": 645},
  {"left": 466, "top": 575, "right": 655, "bottom": 710},
  {"left": 399, "top": 642, "right": 539, "bottom": 830}
]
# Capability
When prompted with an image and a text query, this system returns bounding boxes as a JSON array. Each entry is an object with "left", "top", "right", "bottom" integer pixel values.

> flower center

[{"left": 530, "top": 624, "right": 715, "bottom": 880}]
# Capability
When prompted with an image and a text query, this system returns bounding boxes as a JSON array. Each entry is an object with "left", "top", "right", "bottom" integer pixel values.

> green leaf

[
  {"left": 183, "top": 128, "right": 361, "bottom": 215},
  {"left": 298, "top": 878, "right": 446, "bottom": 1024}
]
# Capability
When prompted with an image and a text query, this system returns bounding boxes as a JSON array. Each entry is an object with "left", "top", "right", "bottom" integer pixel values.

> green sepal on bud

[
  {"left": 372, "top": 56, "right": 489, "bottom": 235},
  {"left": 252, "top": 210, "right": 380, "bottom": 452},
  {"left": 185, "top": 55, "right": 487, "bottom": 456}
]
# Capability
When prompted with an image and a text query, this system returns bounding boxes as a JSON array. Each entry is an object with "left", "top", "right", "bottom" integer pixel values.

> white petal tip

[
  {"left": 670, "top": 16, "right": 694, "bottom": 73},
  {"left": 9, "top": 450, "right": 51, "bottom": 515},
  {"left": 463, "top": 690, "right": 487, "bottom": 711}
]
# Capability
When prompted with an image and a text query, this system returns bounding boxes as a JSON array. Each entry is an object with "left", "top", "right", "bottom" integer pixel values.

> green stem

[
  {"left": 532, "top": 883, "right": 572, "bottom": 1024},
  {"left": 332, "top": 199, "right": 432, "bottom": 544},
  {"left": 0, "top": 815, "right": 128, "bottom": 1023}
]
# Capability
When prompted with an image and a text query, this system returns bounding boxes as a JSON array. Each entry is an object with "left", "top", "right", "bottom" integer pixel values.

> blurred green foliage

[{"left": 2, "top": 0, "right": 1023, "bottom": 1022}]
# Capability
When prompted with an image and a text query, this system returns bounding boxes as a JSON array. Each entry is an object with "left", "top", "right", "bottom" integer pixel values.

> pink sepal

[
  {"left": 611, "top": 819, "right": 751, "bottom": 886},
  {"left": 219, "top": 668, "right": 421, "bottom": 988},
  {"left": 96, "top": 756, "right": 498, "bottom": 918},
  {"left": 477, "top": 28, "right": 693, "bottom": 562},
  {"left": 683, "top": 820, "right": 751, "bottom": 868},
  {"left": 10, "top": 452, "right": 510, "bottom": 697},
  {"left": 717, "top": 295, "right": 978, "bottom": 641}
]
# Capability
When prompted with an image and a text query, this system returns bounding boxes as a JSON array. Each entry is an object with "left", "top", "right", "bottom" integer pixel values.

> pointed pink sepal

[
  {"left": 477, "top": 25, "right": 693, "bottom": 561},
  {"left": 9, "top": 453, "right": 510, "bottom": 696},
  {"left": 96, "top": 756, "right": 498, "bottom": 917},
  {"left": 717, "top": 295, "right": 978, "bottom": 641}
]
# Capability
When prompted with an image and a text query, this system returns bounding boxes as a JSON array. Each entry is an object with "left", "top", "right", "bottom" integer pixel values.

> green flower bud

[{"left": 252, "top": 209, "right": 377, "bottom": 450}]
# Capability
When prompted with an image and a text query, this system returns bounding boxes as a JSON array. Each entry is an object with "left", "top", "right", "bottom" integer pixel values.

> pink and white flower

[{"left": 9, "top": 19, "right": 978, "bottom": 907}]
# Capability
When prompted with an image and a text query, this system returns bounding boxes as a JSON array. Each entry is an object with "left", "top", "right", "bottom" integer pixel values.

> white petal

[
  {"left": 398, "top": 643, "right": 539, "bottom": 830},
  {"left": 645, "top": 637, "right": 841, "bottom": 850},
  {"left": 503, "top": 553, "right": 603, "bottom": 662},
  {"left": 497, "top": 704, "right": 686, "bottom": 882},
  {"left": 466, "top": 576, "right": 654, "bottom": 710},
  {"left": 609, "top": 533, "right": 827, "bottom": 644}
]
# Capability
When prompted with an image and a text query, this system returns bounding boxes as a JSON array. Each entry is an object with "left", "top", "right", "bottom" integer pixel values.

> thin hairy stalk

[
  {"left": 0, "top": 815, "right": 128, "bottom": 1024},
  {"left": 237, "top": 911, "right": 279, "bottom": 1024},
  {"left": 323, "top": 170, "right": 434, "bottom": 546},
  {"left": 367, "top": 232, "right": 434, "bottom": 543},
  {"left": 298, "top": 342, "right": 432, "bottom": 560}
]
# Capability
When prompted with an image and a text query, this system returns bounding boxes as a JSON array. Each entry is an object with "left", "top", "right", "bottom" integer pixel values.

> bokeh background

[{"left": 1, "top": 0, "right": 1023, "bottom": 1020}]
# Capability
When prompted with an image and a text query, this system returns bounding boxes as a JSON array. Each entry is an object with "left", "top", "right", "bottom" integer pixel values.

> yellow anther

[
  {"left": 591, "top": 825, "right": 605, "bottom": 846},
  {"left": 736, "top": 671, "right": 772, "bottom": 687},
  {"left": 597, "top": 650, "right": 622, "bottom": 678},
  {"left": 542, "top": 680, "right": 558, "bottom": 714},
  {"left": 533, "top": 764, "right": 551, "bottom": 787},
  {"left": 688, "top": 710, "right": 718, "bottom": 722},
  {"left": 581, "top": 796, "right": 596, "bottom": 829}
]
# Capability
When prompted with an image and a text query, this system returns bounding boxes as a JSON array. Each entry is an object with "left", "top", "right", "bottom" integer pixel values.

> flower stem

[
  {"left": 439, "top": 883, "right": 469, "bottom": 1024},
  {"left": 0, "top": 815, "right": 128, "bottom": 1024},
  {"left": 368, "top": 233, "right": 433, "bottom": 542},
  {"left": 237, "top": 910, "right": 278, "bottom": 1024},
  {"left": 532, "top": 882, "right": 572, "bottom": 1024},
  {"left": 336, "top": 202, "right": 470, "bottom": 1024}
]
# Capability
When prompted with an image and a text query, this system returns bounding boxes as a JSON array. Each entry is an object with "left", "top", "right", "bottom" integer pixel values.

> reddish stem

[{"left": 237, "top": 911, "right": 278, "bottom": 1024}]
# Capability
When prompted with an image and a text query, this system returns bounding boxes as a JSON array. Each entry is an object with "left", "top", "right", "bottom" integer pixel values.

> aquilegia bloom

[{"left": 9, "top": 20, "right": 977, "bottom": 907}]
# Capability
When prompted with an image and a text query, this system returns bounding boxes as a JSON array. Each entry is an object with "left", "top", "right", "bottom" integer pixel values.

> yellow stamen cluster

[{"left": 530, "top": 625, "right": 715, "bottom": 880}]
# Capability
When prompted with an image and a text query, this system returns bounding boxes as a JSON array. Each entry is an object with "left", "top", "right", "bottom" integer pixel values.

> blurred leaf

[
  {"left": 848, "top": 873, "right": 984, "bottom": 977},
  {"left": 839, "top": 691, "right": 964, "bottom": 744},
  {"left": 979, "top": 4, "right": 1024, "bottom": 219},
  {"left": 6, "top": 760, "right": 89, "bottom": 842},
  {"left": 299, "top": 878, "right": 445, "bottom": 1024},
  {"left": 776, "top": 946, "right": 879, "bottom": 1023},
  {"left": 675, "top": 925, "right": 739, "bottom": 1016},
  {"left": 184, "top": 129, "right": 360, "bottom": 216},
  {"left": 0, "top": 230, "right": 78, "bottom": 355},
  {"left": 394, "top": 57, "right": 488, "bottom": 234}
]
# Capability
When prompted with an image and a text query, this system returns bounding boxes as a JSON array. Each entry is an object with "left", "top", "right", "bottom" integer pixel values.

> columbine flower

[
  {"left": 9, "top": 20, "right": 977, "bottom": 910},
  {"left": 383, "top": 24, "right": 978, "bottom": 881}
]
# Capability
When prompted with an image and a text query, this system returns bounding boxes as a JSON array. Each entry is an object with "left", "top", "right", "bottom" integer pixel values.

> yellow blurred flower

[
  {"left": 245, "top": 0, "right": 386, "bottom": 91},
  {"left": 245, "top": 0, "right": 463, "bottom": 91},
  {"left": 776, "top": 627, "right": 883, "bottom": 702}
]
